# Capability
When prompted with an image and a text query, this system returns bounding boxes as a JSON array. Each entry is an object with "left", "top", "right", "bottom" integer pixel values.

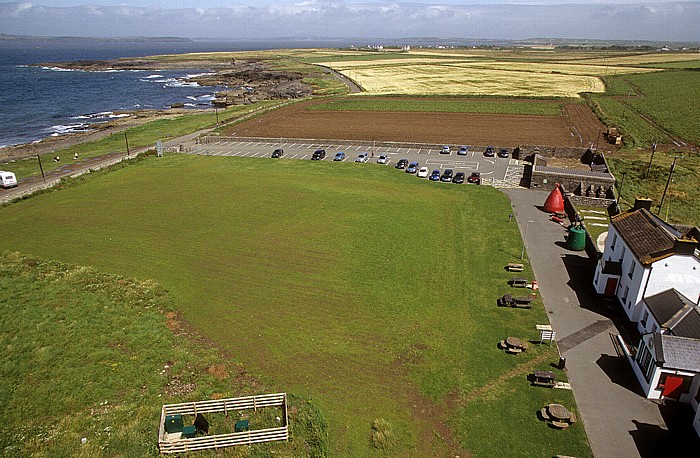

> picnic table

[
  {"left": 532, "top": 370, "right": 556, "bottom": 387},
  {"left": 498, "top": 293, "right": 532, "bottom": 308},
  {"left": 501, "top": 336, "right": 529, "bottom": 354},
  {"left": 506, "top": 263, "right": 524, "bottom": 272},
  {"left": 540, "top": 404, "right": 576, "bottom": 429},
  {"left": 510, "top": 277, "right": 529, "bottom": 288}
]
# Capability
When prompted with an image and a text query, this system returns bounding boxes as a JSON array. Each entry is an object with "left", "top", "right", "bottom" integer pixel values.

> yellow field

[
  {"left": 576, "top": 52, "right": 700, "bottom": 66},
  {"left": 329, "top": 63, "right": 605, "bottom": 97},
  {"left": 446, "top": 61, "right": 659, "bottom": 76},
  {"left": 318, "top": 57, "right": 609, "bottom": 97}
]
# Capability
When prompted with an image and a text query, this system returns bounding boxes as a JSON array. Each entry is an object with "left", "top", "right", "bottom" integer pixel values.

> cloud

[{"left": 0, "top": 1, "right": 699, "bottom": 41}]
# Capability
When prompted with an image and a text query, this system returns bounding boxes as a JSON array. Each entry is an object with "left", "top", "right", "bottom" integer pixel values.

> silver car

[
  {"left": 377, "top": 154, "right": 389, "bottom": 164},
  {"left": 355, "top": 152, "right": 369, "bottom": 163}
]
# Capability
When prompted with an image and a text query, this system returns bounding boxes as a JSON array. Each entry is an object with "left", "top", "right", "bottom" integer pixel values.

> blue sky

[{"left": 1, "top": 1, "right": 699, "bottom": 41}]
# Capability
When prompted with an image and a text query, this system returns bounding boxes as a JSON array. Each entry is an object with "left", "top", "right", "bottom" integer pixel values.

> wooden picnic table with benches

[
  {"left": 531, "top": 370, "right": 556, "bottom": 387},
  {"left": 498, "top": 293, "right": 533, "bottom": 308},
  {"left": 506, "top": 263, "right": 524, "bottom": 272}
]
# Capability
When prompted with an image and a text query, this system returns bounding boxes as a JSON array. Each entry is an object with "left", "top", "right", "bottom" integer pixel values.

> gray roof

[
  {"left": 658, "top": 334, "right": 700, "bottom": 372},
  {"left": 645, "top": 289, "right": 700, "bottom": 339}
]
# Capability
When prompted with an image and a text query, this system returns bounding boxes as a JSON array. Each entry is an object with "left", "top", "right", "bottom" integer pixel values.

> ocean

[{"left": 0, "top": 39, "right": 352, "bottom": 149}]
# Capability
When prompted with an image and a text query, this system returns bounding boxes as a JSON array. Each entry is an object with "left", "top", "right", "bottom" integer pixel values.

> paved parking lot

[{"left": 189, "top": 139, "right": 526, "bottom": 188}]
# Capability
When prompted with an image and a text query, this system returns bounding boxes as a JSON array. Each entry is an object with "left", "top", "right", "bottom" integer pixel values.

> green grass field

[
  {"left": 308, "top": 98, "right": 563, "bottom": 116},
  {"left": 0, "top": 252, "right": 327, "bottom": 457},
  {"left": 0, "top": 155, "right": 590, "bottom": 457}
]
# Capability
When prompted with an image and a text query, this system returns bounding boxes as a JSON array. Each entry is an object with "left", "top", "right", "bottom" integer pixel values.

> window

[
  {"left": 621, "top": 246, "right": 626, "bottom": 261},
  {"left": 628, "top": 261, "right": 636, "bottom": 279},
  {"left": 636, "top": 343, "right": 654, "bottom": 382},
  {"left": 641, "top": 310, "right": 649, "bottom": 328},
  {"left": 621, "top": 285, "right": 629, "bottom": 303},
  {"left": 611, "top": 233, "right": 617, "bottom": 250}
]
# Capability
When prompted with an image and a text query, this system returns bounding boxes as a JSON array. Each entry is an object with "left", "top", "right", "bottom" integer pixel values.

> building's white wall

[
  {"left": 648, "top": 256, "right": 700, "bottom": 304},
  {"left": 637, "top": 303, "right": 660, "bottom": 335}
]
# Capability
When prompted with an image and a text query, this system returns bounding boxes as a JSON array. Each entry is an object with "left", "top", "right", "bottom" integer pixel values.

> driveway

[{"left": 503, "top": 187, "right": 699, "bottom": 457}]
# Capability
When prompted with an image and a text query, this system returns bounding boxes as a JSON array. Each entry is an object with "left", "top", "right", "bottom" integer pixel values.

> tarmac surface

[{"left": 504, "top": 187, "right": 699, "bottom": 457}]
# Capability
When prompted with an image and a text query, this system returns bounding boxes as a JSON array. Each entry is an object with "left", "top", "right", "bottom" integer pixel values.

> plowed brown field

[{"left": 227, "top": 98, "right": 606, "bottom": 148}]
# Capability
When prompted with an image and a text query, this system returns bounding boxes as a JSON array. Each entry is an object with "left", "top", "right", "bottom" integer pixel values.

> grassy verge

[
  {"left": 0, "top": 155, "right": 591, "bottom": 457},
  {"left": 1, "top": 101, "right": 283, "bottom": 181},
  {"left": 0, "top": 252, "right": 327, "bottom": 457},
  {"left": 308, "top": 98, "right": 564, "bottom": 116}
]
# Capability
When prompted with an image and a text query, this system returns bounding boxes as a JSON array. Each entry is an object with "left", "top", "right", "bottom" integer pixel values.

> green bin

[
  {"left": 567, "top": 226, "right": 586, "bottom": 251},
  {"left": 165, "top": 414, "right": 184, "bottom": 433}
]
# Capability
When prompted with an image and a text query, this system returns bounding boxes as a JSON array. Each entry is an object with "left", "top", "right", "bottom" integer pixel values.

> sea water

[{"left": 0, "top": 39, "right": 352, "bottom": 148}]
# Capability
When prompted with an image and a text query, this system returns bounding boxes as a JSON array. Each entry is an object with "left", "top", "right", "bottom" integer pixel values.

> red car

[{"left": 467, "top": 172, "right": 481, "bottom": 184}]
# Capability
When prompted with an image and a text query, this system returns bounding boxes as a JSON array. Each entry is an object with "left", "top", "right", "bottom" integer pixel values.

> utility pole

[
  {"left": 621, "top": 90, "right": 632, "bottom": 119},
  {"left": 658, "top": 156, "right": 680, "bottom": 217},
  {"left": 616, "top": 173, "right": 626, "bottom": 206},
  {"left": 646, "top": 142, "right": 656, "bottom": 177},
  {"left": 124, "top": 132, "right": 130, "bottom": 157},
  {"left": 37, "top": 154, "right": 46, "bottom": 183},
  {"left": 215, "top": 107, "right": 219, "bottom": 126}
]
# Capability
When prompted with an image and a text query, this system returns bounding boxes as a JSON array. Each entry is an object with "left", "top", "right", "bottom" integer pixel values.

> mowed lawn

[{"left": 0, "top": 155, "right": 590, "bottom": 457}]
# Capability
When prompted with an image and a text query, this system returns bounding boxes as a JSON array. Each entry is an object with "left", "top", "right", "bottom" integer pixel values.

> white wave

[
  {"left": 49, "top": 123, "right": 91, "bottom": 135},
  {"left": 41, "top": 66, "right": 84, "bottom": 72},
  {"left": 143, "top": 74, "right": 164, "bottom": 79},
  {"left": 186, "top": 72, "right": 215, "bottom": 78},
  {"left": 164, "top": 80, "right": 200, "bottom": 88},
  {"left": 183, "top": 103, "right": 197, "bottom": 107}
]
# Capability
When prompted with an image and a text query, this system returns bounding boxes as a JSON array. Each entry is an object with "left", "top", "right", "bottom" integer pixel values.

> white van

[{"left": 0, "top": 171, "right": 18, "bottom": 188}]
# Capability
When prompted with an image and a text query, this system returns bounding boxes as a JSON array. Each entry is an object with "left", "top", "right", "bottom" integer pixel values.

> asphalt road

[{"left": 188, "top": 139, "right": 526, "bottom": 188}]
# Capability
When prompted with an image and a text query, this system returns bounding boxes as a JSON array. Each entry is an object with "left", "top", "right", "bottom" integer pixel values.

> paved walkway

[{"left": 504, "top": 187, "right": 698, "bottom": 457}]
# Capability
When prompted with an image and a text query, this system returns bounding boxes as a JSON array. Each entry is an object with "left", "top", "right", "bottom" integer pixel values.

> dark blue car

[{"left": 429, "top": 170, "right": 441, "bottom": 181}]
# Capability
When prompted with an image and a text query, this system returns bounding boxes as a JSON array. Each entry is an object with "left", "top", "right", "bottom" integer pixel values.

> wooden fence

[{"left": 158, "top": 393, "right": 288, "bottom": 454}]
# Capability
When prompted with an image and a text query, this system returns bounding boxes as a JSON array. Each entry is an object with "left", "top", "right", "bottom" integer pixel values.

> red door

[
  {"left": 662, "top": 375, "right": 684, "bottom": 398},
  {"left": 604, "top": 278, "right": 618, "bottom": 296}
]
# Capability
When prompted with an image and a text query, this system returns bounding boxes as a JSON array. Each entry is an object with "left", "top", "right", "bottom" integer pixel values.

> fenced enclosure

[{"left": 158, "top": 393, "right": 288, "bottom": 454}]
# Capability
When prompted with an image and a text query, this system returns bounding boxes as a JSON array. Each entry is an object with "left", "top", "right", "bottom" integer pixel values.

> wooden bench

[
  {"left": 499, "top": 294, "right": 532, "bottom": 308},
  {"left": 568, "top": 412, "right": 577, "bottom": 424},
  {"left": 551, "top": 421, "right": 569, "bottom": 429},
  {"left": 510, "top": 277, "right": 529, "bottom": 288},
  {"left": 539, "top": 408, "right": 550, "bottom": 421},
  {"left": 506, "top": 347, "right": 522, "bottom": 354}
]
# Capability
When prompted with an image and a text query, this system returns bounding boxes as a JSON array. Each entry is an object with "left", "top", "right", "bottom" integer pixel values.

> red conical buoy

[{"left": 543, "top": 183, "right": 564, "bottom": 213}]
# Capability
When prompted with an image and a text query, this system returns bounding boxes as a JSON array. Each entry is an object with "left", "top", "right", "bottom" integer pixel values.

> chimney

[
  {"left": 674, "top": 237, "right": 699, "bottom": 256},
  {"left": 633, "top": 198, "right": 653, "bottom": 212}
]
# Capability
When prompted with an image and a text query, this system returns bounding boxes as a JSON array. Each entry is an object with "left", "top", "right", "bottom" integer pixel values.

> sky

[{"left": 1, "top": 1, "right": 699, "bottom": 42}]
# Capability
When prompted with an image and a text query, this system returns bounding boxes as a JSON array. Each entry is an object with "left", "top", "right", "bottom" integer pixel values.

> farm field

[
  {"left": 227, "top": 97, "right": 605, "bottom": 148},
  {"left": 0, "top": 155, "right": 591, "bottom": 457}
]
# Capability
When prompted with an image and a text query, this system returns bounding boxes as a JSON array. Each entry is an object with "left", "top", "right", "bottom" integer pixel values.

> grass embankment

[
  {"left": 0, "top": 155, "right": 591, "bottom": 457},
  {"left": 2, "top": 100, "right": 287, "bottom": 181},
  {"left": 0, "top": 252, "right": 326, "bottom": 457},
  {"left": 308, "top": 98, "right": 563, "bottom": 116}
]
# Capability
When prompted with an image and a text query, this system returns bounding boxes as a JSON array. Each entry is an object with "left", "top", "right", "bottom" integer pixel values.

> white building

[
  {"left": 593, "top": 199, "right": 700, "bottom": 323},
  {"left": 594, "top": 199, "right": 700, "bottom": 435}
]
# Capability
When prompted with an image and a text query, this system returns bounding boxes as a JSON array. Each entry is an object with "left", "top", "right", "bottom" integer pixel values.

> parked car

[
  {"left": 468, "top": 172, "right": 481, "bottom": 184},
  {"left": 0, "top": 171, "right": 18, "bottom": 188},
  {"left": 429, "top": 170, "right": 441, "bottom": 181},
  {"left": 377, "top": 154, "right": 389, "bottom": 164},
  {"left": 417, "top": 166, "right": 430, "bottom": 178},
  {"left": 355, "top": 152, "right": 369, "bottom": 163},
  {"left": 484, "top": 146, "right": 495, "bottom": 157},
  {"left": 458, "top": 146, "right": 469, "bottom": 156},
  {"left": 395, "top": 158, "right": 409, "bottom": 169},
  {"left": 498, "top": 148, "right": 510, "bottom": 158},
  {"left": 440, "top": 169, "right": 454, "bottom": 182},
  {"left": 406, "top": 161, "right": 419, "bottom": 173},
  {"left": 334, "top": 152, "right": 346, "bottom": 161},
  {"left": 311, "top": 149, "right": 326, "bottom": 160},
  {"left": 452, "top": 172, "right": 465, "bottom": 184},
  {"left": 271, "top": 148, "right": 284, "bottom": 158},
  {"left": 441, "top": 145, "right": 451, "bottom": 154}
]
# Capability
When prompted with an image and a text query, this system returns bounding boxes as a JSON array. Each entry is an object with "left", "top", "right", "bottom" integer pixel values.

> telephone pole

[
  {"left": 125, "top": 132, "right": 130, "bottom": 157},
  {"left": 645, "top": 142, "right": 656, "bottom": 177},
  {"left": 657, "top": 156, "right": 680, "bottom": 217}
]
